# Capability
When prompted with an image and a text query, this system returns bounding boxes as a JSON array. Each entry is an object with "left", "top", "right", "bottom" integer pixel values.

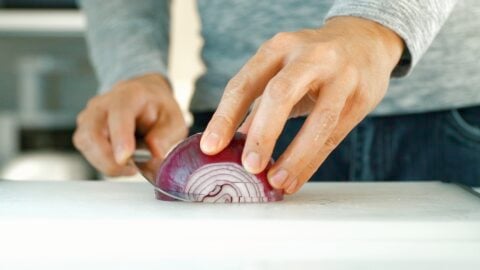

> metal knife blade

[{"left": 131, "top": 144, "right": 191, "bottom": 202}]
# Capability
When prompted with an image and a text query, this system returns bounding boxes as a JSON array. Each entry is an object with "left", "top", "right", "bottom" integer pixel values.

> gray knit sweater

[{"left": 80, "top": 0, "right": 480, "bottom": 115}]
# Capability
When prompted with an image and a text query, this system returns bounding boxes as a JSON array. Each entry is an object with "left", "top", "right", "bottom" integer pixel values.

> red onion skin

[{"left": 155, "top": 133, "right": 283, "bottom": 202}]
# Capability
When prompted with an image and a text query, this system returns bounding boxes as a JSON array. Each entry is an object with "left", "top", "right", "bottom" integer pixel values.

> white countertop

[{"left": 0, "top": 180, "right": 479, "bottom": 270}]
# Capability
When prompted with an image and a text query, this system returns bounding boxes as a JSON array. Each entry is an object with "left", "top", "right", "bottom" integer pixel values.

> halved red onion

[{"left": 155, "top": 132, "right": 283, "bottom": 203}]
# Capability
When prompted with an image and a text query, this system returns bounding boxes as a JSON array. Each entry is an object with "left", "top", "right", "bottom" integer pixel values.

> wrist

[
  {"left": 115, "top": 72, "right": 173, "bottom": 96},
  {"left": 325, "top": 16, "right": 404, "bottom": 72},
  {"left": 137, "top": 73, "right": 172, "bottom": 93}
]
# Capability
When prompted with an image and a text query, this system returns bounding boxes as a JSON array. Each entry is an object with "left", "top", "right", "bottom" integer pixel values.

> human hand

[
  {"left": 73, "top": 73, "right": 187, "bottom": 176},
  {"left": 200, "top": 16, "right": 403, "bottom": 194}
]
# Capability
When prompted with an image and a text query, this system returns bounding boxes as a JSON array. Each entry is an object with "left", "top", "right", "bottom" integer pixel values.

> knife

[{"left": 131, "top": 142, "right": 191, "bottom": 202}]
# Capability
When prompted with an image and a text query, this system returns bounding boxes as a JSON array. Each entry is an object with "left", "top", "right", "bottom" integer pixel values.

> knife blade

[{"left": 131, "top": 143, "right": 191, "bottom": 202}]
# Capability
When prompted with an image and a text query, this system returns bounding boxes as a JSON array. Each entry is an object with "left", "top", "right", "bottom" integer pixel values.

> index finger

[
  {"left": 108, "top": 96, "right": 145, "bottom": 165},
  {"left": 200, "top": 47, "right": 283, "bottom": 155},
  {"left": 74, "top": 110, "right": 137, "bottom": 176}
]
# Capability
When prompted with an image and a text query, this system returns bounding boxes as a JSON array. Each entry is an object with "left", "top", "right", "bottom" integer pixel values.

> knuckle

[
  {"left": 307, "top": 43, "right": 341, "bottom": 65},
  {"left": 225, "top": 74, "right": 249, "bottom": 96},
  {"left": 290, "top": 58, "right": 315, "bottom": 72},
  {"left": 86, "top": 97, "right": 101, "bottom": 110},
  {"left": 72, "top": 130, "right": 89, "bottom": 150},
  {"left": 264, "top": 32, "right": 297, "bottom": 50},
  {"left": 113, "top": 91, "right": 142, "bottom": 110},
  {"left": 127, "top": 89, "right": 145, "bottom": 104},
  {"left": 272, "top": 32, "right": 296, "bottom": 44},
  {"left": 354, "top": 88, "right": 375, "bottom": 110},
  {"left": 322, "top": 43, "right": 341, "bottom": 62},
  {"left": 265, "top": 78, "right": 294, "bottom": 104},
  {"left": 305, "top": 158, "right": 320, "bottom": 174},
  {"left": 212, "top": 113, "right": 235, "bottom": 129},
  {"left": 343, "top": 64, "right": 360, "bottom": 84},
  {"left": 250, "top": 45, "right": 272, "bottom": 63},
  {"left": 324, "top": 134, "right": 341, "bottom": 150},
  {"left": 258, "top": 41, "right": 273, "bottom": 54},
  {"left": 75, "top": 111, "right": 86, "bottom": 126},
  {"left": 73, "top": 130, "right": 98, "bottom": 151}
]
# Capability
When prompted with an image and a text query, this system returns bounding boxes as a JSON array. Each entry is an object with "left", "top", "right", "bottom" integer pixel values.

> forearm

[
  {"left": 326, "top": 0, "right": 458, "bottom": 76},
  {"left": 80, "top": 0, "right": 171, "bottom": 92}
]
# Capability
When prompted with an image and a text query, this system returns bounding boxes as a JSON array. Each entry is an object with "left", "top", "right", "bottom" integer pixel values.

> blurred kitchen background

[{"left": 0, "top": 0, "right": 204, "bottom": 181}]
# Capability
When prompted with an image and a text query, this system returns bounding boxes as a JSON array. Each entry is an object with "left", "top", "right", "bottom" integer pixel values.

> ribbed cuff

[{"left": 98, "top": 52, "right": 169, "bottom": 93}]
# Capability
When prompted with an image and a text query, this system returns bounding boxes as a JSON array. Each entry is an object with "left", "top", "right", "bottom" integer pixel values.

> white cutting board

[{"left": 0, "top": 180, "right": 479, "bottom": 270}]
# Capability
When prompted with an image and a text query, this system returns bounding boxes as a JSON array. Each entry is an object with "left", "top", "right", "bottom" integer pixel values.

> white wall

[{"left": 169, "top": 0, "right": 205, "bottom": 119}]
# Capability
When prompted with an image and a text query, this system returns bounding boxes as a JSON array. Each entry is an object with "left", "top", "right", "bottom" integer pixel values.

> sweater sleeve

[
  {"left": 325, "top": 0, "right": 458, "bottom": 77},
  {"left": 79, "top": 0, "right": 171, "bottom": 92}
]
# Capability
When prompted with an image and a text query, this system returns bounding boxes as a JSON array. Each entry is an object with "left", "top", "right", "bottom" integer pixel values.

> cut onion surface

[{"left": 155, "top": 132, "right": 283, "bottom": 203}]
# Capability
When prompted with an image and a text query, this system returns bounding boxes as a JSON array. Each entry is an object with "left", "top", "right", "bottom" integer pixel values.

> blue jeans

[{"left": 190, "top": 105, "right": 480, "bottom": 187}]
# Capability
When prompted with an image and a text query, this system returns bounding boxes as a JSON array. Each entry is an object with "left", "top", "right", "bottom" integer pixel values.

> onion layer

[{"left": 155, "top": 133, "right": 283, "bottom": 203}]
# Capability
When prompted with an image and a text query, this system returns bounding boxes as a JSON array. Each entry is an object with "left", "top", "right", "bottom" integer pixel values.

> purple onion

[{"left": 155, "top": 133, "right": 283, "bottom": 203}]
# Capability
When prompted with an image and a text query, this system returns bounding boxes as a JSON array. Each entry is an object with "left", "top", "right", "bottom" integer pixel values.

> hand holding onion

[
  {"left": 201, "top": 16, "right": 404, "bottom": 194},
  {"left": 73, "top": 73, "right": 279, "bottom": 203},
  {"left": 73, "top": 73, "right": 188, "bottom": 177}
]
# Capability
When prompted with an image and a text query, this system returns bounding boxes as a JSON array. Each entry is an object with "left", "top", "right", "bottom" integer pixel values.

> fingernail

[
  {"left": 269, "top": 169, "right": 289, "bottom": 188},
  {"left": 244, "top": 151, "right": 261, "bottom": 173},
  {"left": 114, "top": 145, "right": 130, "bottom": 165},
  {"left": 285, "top": 179, "right": 298, "bottom": 194},
  {"left": 201, "top": 132, "right": 220, "bottom": 154}
]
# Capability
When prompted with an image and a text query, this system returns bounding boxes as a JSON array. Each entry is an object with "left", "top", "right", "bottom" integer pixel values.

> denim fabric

[{"left": 190, "top": 105, "right": 480, "bottom": 187}]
